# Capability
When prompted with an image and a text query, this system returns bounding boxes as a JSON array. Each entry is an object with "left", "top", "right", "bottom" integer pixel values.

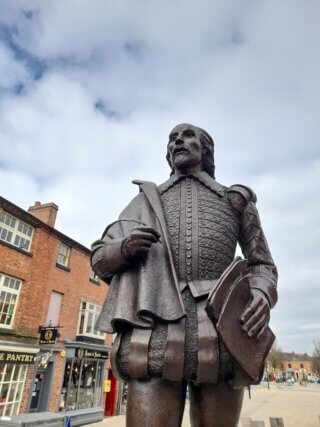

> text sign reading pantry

[{"left": 0, "top": 351, "right": 36, "bottom": 364}]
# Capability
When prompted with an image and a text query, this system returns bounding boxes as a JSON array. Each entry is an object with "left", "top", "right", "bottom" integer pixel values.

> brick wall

[
  {"left": 0, "top": 201, "right": 111, "bottom": 414},
  {"left": 282, "top": 360, "right": 314, "bottom": 373},
  {"left": 49, "top": 354, "right": 66, "bottom": 412},
  {"left": 19, "top": 364, "right": 35, "bottom": 413},
  {"left": 0, "top": 223, "right": 110, "bottom": 342}
]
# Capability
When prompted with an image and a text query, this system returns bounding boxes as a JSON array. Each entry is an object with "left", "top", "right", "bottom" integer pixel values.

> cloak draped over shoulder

[{"left": 92, "top": 181, "right": 186, "bottom": 334}]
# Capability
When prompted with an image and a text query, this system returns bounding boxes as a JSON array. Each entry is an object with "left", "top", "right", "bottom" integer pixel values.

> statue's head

[{"left": 166, "top": 123, "right": 215, "bottom": 178}]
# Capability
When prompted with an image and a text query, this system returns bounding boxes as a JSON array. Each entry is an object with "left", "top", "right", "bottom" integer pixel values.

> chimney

[{"left": 28, "top": 201, "right": 58, "bottom": 228}]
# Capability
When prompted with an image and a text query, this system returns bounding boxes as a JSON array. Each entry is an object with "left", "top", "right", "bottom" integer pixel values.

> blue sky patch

[{"left": 0, "top": 24, "right": 47, "bottom": 81}]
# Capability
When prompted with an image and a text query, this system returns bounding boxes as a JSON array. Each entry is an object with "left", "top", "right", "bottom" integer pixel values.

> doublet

[
  {"left": 153, "top": 175, "right": 239, "bottom": 381},
  {"left": 91, "top": 171, "right": 278, "bottom": 386},
  {"left": 160, "top": 174, "right": 239, "bottom": 284}
]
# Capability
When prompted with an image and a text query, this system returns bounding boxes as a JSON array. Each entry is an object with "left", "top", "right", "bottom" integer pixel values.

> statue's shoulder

[
  {"left": 194, "top": 172, "right": 226, "bottom": 196},
  {"left": 132, "top": 179, "right": 157, "bottom": 188},
  {"left": 227, "top": 184, "right": 257, "bottom": 212},
  {"left": 131, "top": 179, "right": 159, "bottom": 195},
  {"left": 228, "top": 184, "right": 257, "bottom": 202},
  {"left": 118, "top": 180, "right": 154, "bottom": 213}
]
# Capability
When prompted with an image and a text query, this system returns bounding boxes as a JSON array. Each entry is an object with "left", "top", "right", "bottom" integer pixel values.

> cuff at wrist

[{"left": 247, "top": 276, "right": 278, "bottom": 309}]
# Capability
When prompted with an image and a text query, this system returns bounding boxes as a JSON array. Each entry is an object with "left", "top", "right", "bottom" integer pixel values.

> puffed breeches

[{"left": 113, "top": 288, "right": 234, "bottom": 385}]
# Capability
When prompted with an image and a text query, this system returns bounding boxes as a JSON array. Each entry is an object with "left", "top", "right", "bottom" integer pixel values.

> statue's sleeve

[
  {"left": 229, "top": 185, "right": 278, "bottom": 308},
  {"left": 91, "top": 194, "right": 142, "bottom": 283}
]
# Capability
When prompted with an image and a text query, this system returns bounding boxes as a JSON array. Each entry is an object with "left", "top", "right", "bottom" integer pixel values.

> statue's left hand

[{"left": 240, "top": 289, "right": 270, "bottom": 340}]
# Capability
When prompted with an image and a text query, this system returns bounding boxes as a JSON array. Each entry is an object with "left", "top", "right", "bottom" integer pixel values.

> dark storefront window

[{"left": 60, "top": 358, "right": 104, "bottom": 411}]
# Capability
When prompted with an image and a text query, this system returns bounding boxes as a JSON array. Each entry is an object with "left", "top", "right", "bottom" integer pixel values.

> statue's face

[{"left": 168, "top": 124, "right": 203, "bottom": 173}]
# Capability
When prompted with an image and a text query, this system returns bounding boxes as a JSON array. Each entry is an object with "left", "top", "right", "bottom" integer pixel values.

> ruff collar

[{"left": 158, "top": 171, "right": 226, "bottom": 197}]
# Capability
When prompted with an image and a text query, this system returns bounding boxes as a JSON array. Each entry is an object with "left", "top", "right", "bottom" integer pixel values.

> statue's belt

[{"left": 179, "top": 279, "right": 219, "bottom": 298}]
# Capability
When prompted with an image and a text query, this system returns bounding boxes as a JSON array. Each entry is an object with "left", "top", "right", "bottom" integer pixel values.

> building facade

[
  {"left": 0, "top": 196, "right": 116, "bottom": 424},
  {"left": 279, "top": 352, "right": 315, "bottom": 381},
  {"left": 266, "top": 351, "right": 317, "bottom": 382}
]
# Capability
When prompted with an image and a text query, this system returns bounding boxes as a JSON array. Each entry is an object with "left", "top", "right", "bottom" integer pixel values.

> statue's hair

[{"left": 166, "top": 124, "right": 215, "bottom": 178}]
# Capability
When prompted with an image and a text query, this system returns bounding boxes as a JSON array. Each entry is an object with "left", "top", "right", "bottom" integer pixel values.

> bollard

[
  {"left": 270, "top": 417, "right": 284, "bottom": 427},
  {"left": 251, "top": 421, "right": 265, "bottom": 427},
  {"left": 241, "top": 418, "right": 252, "bottom": 427}
]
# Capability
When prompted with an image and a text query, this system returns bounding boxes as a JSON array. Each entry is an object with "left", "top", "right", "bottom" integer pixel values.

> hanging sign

[{"left": 39, "top": 327, "right": 58, "bottom": 345}]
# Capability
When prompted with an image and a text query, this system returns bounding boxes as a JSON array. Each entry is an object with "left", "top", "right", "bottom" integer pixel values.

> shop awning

[{"left": 0, "top": 343, "right": 39, "bottom": 354}]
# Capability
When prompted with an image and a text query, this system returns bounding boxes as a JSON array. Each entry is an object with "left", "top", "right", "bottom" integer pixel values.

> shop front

[
  {"left": 60, "top": 341, "right": 110, "bottom": 425},
  {"left": 0, "top": 343, "right": 38, "bottom": 418},
  {"left": 28, "top": 348, "right": 59, "bottom": 414}
]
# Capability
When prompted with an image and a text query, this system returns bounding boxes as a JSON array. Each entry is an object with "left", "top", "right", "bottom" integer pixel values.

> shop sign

[
  {"left": 75, "top": 347, "right": 108, "bottom": 360},
  {"left": 39, "top": 327, "right": 58, "bottom": 345},
  {"left": 0, "top": 351, "right": 35, "bottom": 364},
  {"left": 104, "top": 379, "right": 111, "bottom": 393}
]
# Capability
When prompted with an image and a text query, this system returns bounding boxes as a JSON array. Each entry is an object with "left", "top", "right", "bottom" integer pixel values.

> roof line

[{"left": 0, "top": 196, "right": 91, "bottom": 256}]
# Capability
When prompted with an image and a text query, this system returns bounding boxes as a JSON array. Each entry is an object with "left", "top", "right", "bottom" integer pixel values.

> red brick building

[
  {"left": 0, "top": 196, "right": 117, "bottom": 424},
  {"left": 266, "top": 351, "right": 317, "bottom": 382},
  {"left": 279, "top": 352, "right": 316, "bottom": 380}
]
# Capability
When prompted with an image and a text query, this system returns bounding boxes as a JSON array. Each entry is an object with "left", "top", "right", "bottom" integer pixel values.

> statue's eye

[{"left": 185, "top": 131, "right": 194, "bottom": 138}]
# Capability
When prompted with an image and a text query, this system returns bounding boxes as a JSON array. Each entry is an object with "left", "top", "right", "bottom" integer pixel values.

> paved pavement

[{"left": 89, "top": 383, "right": 320, "bottom": 427}]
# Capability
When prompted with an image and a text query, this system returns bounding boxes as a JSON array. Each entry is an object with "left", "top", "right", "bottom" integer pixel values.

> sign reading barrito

[
  {"left": 0, "top": 351, "right": 36, "bottom": 364},
  {"left": 75, "top": 347, "right": 108, "bottom": 360}
]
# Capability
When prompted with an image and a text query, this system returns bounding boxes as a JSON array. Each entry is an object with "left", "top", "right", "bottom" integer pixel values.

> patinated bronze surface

[{"left": 91, "top": 124, "right": 278, "bottom": 427}]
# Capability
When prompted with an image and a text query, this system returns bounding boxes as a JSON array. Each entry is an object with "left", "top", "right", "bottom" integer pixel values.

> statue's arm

[
  {"left": 91, "top": 193, "right": 160, "bottom": 283},
  {"left": 91, "top": 222, "right": 131, "bottom": 283},
  {"left": 240, "top": 200, "right": 278, "bottom": 308},
  {"left": 229, "top": 185, "right": 278, "bottom": 308},
  {"left": 229, "top": 185, "right": 278, "bottom": 339},
  {"left": 91, "top": 195, "right": 141, "bottom": 282}
]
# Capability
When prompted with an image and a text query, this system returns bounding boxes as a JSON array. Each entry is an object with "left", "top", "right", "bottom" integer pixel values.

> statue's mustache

[{"left": 173, "top": 147, "right": 189, "bottom": 156}]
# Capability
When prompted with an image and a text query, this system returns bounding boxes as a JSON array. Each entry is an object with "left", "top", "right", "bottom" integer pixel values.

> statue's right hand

[{"left": 121, "top": 226, "right": 161, "bottom": 259}]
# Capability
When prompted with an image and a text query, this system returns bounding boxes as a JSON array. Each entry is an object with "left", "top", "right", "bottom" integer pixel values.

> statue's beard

[
  {"left": 173, "top": 152, "right": 200, "bottom": 172},
  {"left": 173, "top": 152, "right": 190, "bottom": 168}
]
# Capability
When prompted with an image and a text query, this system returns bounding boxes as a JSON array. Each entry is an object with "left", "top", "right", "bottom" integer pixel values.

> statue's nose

[{"left": 174, "top": 133, "right": 184, "bottom": 145}]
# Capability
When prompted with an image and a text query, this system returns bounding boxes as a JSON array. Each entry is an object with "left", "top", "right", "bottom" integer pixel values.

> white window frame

[
  {"left": 0, "top": 274, "right": 22, "bottom": 329},
  {"left": 89, "top": 270, "right": 99, "bottom": 282},
  {"left": 77, "top": 300, "right": 105, "bottom": 339},
  {"left": 0, "top": 211, "right": 34, "bottom": 252},
  {"left": 57, "top": 243, "right": 70, "bottom": 267},
  {"left": 0, "top": 363, "right": 27, "bottom": 417}
]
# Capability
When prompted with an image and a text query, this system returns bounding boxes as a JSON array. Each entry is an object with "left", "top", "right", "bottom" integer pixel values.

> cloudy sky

[{"left": 0, "top": 0, "right": 319, "bottom": 354}]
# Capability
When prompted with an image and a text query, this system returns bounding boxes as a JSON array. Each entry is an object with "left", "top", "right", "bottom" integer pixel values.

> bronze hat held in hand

[{"left": 91, "top": 124, "right": 278, "bottom": 427}]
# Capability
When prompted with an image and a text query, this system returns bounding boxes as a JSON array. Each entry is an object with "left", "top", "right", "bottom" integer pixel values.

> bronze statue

[{"left": 91, "top": 124, "right": 278, "bottom": 427}]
